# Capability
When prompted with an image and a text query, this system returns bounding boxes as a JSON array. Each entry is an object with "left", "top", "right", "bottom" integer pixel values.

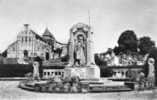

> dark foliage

[
  {"left": 143, "top": 60, "right": 149, "bottom": 78},
  {"left": 139, "top": 36, "right": 155, "bottom": 55},
  {"left": 61, "top": 55, "right": 69, "bottom": 62},
  {"left": 117, "top": 30, "right": 138, "bottom": 54},
  {"left": 0, "top": 64, "right": 33, "bottom": 77},
  {"left": 106, "top": 48, "right": 113, "bottom": 54},
  {"left": 100, "top": 67, "right": 113, "bottom": 77},
  {"left": 0, "top": 63, "right": 46, "bottom": 77},
  {"left": 149, "top": 47, "right": 157, "bottom": 60},
  {"left": 2, "top": 50, "right": 7, "bottom": 57},
  {"left": 94, "top": 53, "right": 107, "bottom": 66},
  {"left": 113, "top": 46, "right": 124, "bottom": 55},
  {"left": 54, "top": 48, "right": 63, "bottom": 57}
]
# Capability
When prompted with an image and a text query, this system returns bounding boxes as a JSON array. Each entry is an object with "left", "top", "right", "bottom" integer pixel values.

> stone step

[
  {"left": 19, "top": 82, "right": 34, "bottom": 91},
  {"left": 89, "top": 85, "right": 132, "bottom": 92},
  {"left": 81, "top": 78, "right": 133, "bottom": 92}
]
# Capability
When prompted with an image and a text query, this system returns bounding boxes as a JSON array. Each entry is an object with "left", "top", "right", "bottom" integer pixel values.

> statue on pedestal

[
  {"left": 32, "top": 56, "right": 42, "bottom": 81},
  {"left": 74, "top": 35, "right": 86, "bottom": 66},
  {"left": 147, "top": 58, "right": 155, "bottom": 87},
  {"left": 65, "top": 23, "right": 100, "bottom": 79},
  {"left": 68, "top": 23, "right": 90, "bottom": 67},
  {"left": 32, "top": 61, "right": 40, "bottom": 80}
]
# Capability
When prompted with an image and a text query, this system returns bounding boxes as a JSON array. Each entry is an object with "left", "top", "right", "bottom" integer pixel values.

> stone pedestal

[{"left": 64, "top": 64, "right": 100, "bottom": 79}]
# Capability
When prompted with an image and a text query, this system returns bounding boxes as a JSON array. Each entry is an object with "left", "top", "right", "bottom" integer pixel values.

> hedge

[
  {"left": 0, "top": 64, "right": 33, "bottom": 77},
  {"left": 0, "top": 64, "right": 64, "bottom": 77}
]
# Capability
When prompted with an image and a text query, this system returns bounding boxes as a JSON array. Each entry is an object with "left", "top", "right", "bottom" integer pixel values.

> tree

[
  {"left": 61, "top": 55, "right": 69, "bottom": 62},
  {"left": 53, "top": 48, "right": 63, "bottom": 58},
  {"left": 2, "top": 50, "right": 7, "bottom": 57},
  {"left": 117, "top": 30, "right": 138, "bottom": 53},
  {"left": 56, "top": 48, "right": 62, "bottom": 57},
  {"left": 106, "top": 48, "right": 113, "bottom": 55},
  {"left": 113, "top": 46, "right": 123, "bottom": 55},
  {"left": 94, "top": 53, "right": 107, "bottom": 66},
  {"left": 139, "top": 36, "right": 155, "bottom": 55},
  {"left": 149, "top": 47, "right": 157, "bottom": 60}
]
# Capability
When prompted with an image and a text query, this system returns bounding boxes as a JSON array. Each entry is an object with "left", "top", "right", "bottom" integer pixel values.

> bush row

[{"left": 0, "top": 64, "right": 33, "bottom": 77}]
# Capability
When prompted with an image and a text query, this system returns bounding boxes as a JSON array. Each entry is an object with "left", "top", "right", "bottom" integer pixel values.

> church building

[{"left": 6, "top": 24, "right": 67, "bottom": 61}]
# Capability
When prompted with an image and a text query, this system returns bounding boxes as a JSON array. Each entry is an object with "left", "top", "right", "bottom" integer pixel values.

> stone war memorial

[
  {"left": 64, "top": 23, "right": 100, "bottom": 79},
  {"left": 19, "top": 23, "right": 151, "bottom": 93}
]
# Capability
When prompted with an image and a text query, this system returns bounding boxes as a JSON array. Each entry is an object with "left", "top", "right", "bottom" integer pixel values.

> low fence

[
  {"left": 0, "top": 64, "right": 145, "bottom": 78},
  {"left": 99, "top": 65, "right": 145, "bottom": 77}
]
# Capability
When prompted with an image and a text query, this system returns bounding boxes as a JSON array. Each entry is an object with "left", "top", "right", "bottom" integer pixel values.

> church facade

[{"left": 6, "top": 24, "right": 67, "bottom": 61}]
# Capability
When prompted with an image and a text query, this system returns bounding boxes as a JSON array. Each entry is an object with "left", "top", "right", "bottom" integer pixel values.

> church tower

[{"left": 42, "top": 28, "right": 55, "bottom": 46}]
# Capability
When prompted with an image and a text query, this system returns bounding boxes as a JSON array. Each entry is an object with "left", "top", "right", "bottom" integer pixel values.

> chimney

[{"left": 24, "top": 24, "right": 29, "bottom": 30}]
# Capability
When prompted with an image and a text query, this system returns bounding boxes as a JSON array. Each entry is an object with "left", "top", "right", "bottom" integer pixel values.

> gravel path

[{"left": 0, "top": 81, "right": 157, "bottom": 100}]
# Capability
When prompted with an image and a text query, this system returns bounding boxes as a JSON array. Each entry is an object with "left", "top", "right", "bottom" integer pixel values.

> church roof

[
  {"left": 30, "top": 30, "right": 47, "bottom": 43},
  {"left": 7, "top": 41, "right": 18, "bottom": 49},
  {"left": 42, "top": 28, "right": 55, "bottom": 39}
]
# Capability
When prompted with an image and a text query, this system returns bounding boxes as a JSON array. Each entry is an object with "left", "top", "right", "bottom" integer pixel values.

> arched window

[
  {"left": 44, "top": 72, "right": 47, "bottom": 75},
  {"left": 22, "top": 37, "right": 24, "bottom": 42},
  {"left": 47, "top": 72, "right": 50, "bottom": 76},
  {"left": 23, "top": 50, "right": 28, "bottom": 57},
  {"left": 29, "top": 37, "right": 31, "bottom": 42},
  {"left": 25, "top": 37, "right": 27, "bottom": 42}
]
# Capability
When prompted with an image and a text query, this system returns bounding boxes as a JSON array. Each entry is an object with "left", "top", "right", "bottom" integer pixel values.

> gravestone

[{"left": 64, "top": 23, "right": 100, "bottom": 79}]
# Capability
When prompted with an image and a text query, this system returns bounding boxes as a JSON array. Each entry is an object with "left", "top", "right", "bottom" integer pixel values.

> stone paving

[{"left": 0, "top": 81, "right": 157, "bottom": 100}]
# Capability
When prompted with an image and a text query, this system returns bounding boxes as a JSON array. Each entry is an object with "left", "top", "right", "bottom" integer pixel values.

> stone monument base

[{"left": 64, "top": 64, "right": 100, "bottom": 80}]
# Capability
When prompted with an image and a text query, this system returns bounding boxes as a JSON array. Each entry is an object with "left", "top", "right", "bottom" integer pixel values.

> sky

[{"left": 0, "top": 0, "right": 157, "bottom": 53}]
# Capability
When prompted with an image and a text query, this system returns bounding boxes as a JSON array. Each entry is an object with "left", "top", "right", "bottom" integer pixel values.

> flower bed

[{"left": 19, "top": 76, "right": 89, "bottom": 93}]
